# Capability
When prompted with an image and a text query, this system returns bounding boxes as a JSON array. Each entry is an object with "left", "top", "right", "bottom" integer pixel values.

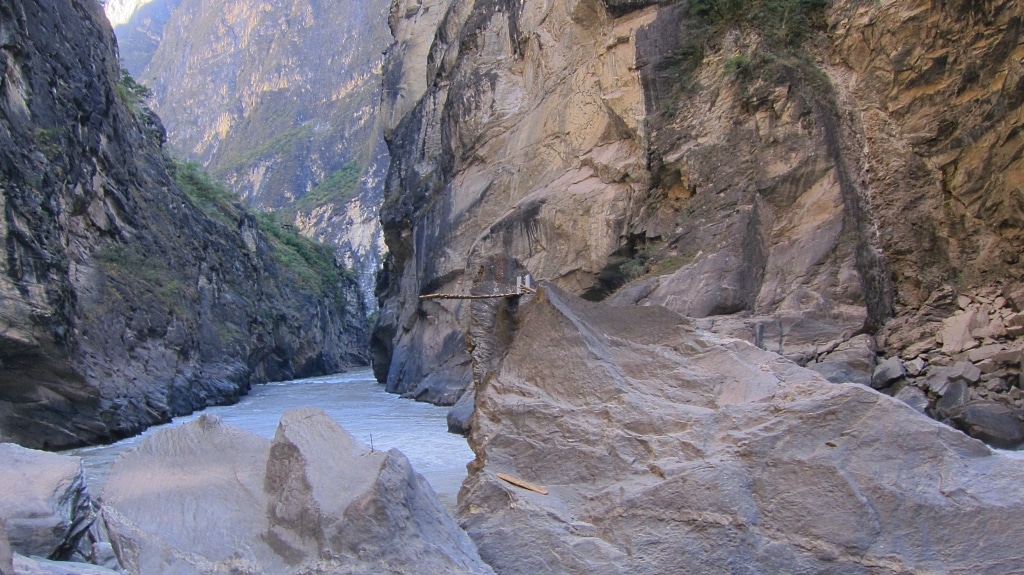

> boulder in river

[
  {"left": 102, "top": 409, "right": 493, "bottom": 575},
  {"left": 458, "top": 285, "right": 1024, "bottom": 574}
]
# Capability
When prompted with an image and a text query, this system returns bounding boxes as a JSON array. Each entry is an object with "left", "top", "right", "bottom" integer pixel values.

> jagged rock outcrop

[
  {"left": 375, "top": 0, "right": 1024, "bottom": 440},
  {"left": 0, "top": 0, "right": 369, "bottom": 450},
  {"left": 110, "top": 0, "right": 392, "bottom": 303},
  {"left": 0, "top": 444, "right": 117, "bottom": 571},
  {"left": 457, "top": 285, "right": 1024, "bottom": 573},
  {"left": 102, "top": 409, "right": 494, "bottom": 575},
  {"left": 0, "top": 444, "right": 96, "bottom": 561}
]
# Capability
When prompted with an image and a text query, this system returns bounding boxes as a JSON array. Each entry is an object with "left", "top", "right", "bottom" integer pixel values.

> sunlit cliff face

[
  {"left": 373, "top": 0, "right": 1024, "bottom": 443},
  {"left": 103, "top": 0, "right": 158, "bottom": 25},
  {"left": 108, "top": 0, "right": 392, "bottom": 308}
]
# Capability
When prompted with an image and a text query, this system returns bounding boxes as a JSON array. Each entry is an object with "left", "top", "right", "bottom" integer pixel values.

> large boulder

[
  {"left": 102, "top": 409, "right": 492, "bottom": 575},
  {"left": 458, "top": 285, "right": 1024, "bottom": 574},
  {"left": 0, "top": 445, "right": 96, "bottom": 561}
]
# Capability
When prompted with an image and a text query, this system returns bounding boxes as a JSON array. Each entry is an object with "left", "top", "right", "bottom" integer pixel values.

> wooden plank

[
  {"left": 496, "top": 472, "right": 549, "bottom": 495},
  {"left": 419, "top": 292, "right": 520, "bottom": 300}
]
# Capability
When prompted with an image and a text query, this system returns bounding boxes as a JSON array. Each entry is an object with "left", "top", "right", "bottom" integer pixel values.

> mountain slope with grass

[{"left": 109, "top": 0, "right": 393, "bottom": 303}]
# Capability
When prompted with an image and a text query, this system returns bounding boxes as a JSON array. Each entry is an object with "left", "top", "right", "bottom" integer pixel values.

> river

[{"left": 65, "top": 368, "right": 475, "bottom": 510}]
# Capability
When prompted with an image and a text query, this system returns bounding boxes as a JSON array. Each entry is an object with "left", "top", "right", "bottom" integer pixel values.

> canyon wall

[
  {"left": 0, "top": 0, "right": 368, "bottom": 450},
  {"left": 376, "top": 0, "right": 1024, "bottom": 437},
  {"left": 111, "top": 0, "right": 393, "bottom": 303}
]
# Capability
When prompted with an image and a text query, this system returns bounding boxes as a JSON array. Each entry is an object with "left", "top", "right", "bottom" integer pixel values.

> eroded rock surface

[
  {"left": 102, "top": 409, "right": 492, "bottom": 575},
  {"left": 375, "top": 0, "right": 1024, "bottom": 442},
  {"left": 458, "top": 286, "right": 1024, "bottom": 574}
]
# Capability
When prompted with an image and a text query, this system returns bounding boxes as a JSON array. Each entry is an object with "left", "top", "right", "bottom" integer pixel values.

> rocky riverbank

[{"left": 5, "top": 290, "right": 1024, "bottom": 574}]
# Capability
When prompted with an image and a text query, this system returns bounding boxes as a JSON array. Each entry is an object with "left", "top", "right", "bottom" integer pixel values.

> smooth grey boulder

[
  {"left": 459, "top": 285, "right": 1024, "bottom": 574},
  {"left": 102, "top": 414, "right": 273, "bottom": 575},
  {"left": 935, "top": 379, "right": 971, "bottom": 418},
  {"left": 102, "top": 410, "right": 492, "bottom": 575},
  {"left": 0, "top": 445, "right": 95, "bottom": 561}
]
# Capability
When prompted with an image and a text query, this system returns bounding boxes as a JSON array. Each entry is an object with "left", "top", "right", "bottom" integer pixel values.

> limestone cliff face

[
  {"left": 376, "top": 0, "right": 1024, "bottom": 431},
  {"left": 111, "top": 0, "right": 392, "bottom": 302},
  {"left": 0, "top": 0, "right": 369, "bottom": 450}
]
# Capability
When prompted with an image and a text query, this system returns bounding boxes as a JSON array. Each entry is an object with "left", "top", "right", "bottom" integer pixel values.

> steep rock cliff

[
  {"left": 0, "top": 0, "right": 369, "bottom": 450},
  {"left": 111, "top": 0, "right": 392, "bottom": 302},
  {"left": 375, "top": 0, "right": 1024, "bottom": 436},
  {"left": 105, "top": 0, "right": 181, "bottom": 76}
]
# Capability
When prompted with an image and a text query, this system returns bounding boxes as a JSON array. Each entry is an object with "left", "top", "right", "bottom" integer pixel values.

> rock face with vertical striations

[
  {"left": 457, "top": 285, "right": 1024, "bottom": 574},
  {"left": 101, "top": 409, "right": 494, "bottom": 575},
  {"left": 0, "top": 0, "right": 369, "bottom": 450},
  {"left": 375, "top": 0, "right": 1024, "bottom": 442}
]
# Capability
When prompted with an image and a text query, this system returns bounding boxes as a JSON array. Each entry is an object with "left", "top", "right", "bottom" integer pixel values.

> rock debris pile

[{"left": 877, "top": 288, "right": 1024, "bottom": 448}]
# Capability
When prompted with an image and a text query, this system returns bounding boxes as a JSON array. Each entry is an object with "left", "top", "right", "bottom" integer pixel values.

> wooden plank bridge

[{"left": 419, "top": 274, "right": 536, "bottom": 300}]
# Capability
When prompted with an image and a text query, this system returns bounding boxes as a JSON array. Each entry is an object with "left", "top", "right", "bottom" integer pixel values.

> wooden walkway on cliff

[{"left": 419, "top": 275, "right": 536, "bottom": 300}]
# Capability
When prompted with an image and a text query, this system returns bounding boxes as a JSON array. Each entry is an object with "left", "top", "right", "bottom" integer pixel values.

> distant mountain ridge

[
  {"left": 107, "top": 0, "right": 391, "bottom": 304},
  {"left": 104, "top": 0, "right": 181, "bottom": 75}
]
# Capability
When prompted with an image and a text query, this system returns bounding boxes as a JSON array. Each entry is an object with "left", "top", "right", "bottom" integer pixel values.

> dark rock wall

[{"left": 0, "top": 0, "right": 368, "bottom": 450}]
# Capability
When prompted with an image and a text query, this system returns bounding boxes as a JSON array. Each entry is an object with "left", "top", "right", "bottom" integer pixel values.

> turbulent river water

[{"left": 65, "top": 368, "right": 474, "bottom": 510}]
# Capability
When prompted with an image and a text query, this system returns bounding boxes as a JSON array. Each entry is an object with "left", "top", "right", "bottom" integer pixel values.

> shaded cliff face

[
  {"left": 111, "top": 0, "right": 392, "bottom": 303},
  {"left": 0, "top": 0, "right": 369, "bottom": 450},
  {"left": 375, "top": 0, "right": 1024, "bottom": 420}
]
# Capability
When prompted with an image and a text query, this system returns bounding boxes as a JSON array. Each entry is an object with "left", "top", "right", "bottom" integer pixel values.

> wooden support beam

[
  {"left": 419, "top": 275, "right": 537, "bottom": 300},
  {"left": 419, "top": 292, "right": 521, "bottom": 300},
  {"left": 496, "top": 472, "right": 549, "bottom": 495}
]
